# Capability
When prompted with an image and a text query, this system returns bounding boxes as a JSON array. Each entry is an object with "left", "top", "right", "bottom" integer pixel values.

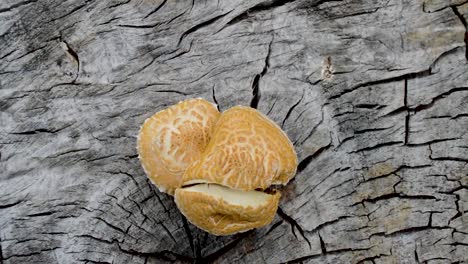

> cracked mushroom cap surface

[
  {"left": 175, "top": 106, "right": 297, "bottom": 235},
  {"left": 181, "top": 106, "right": 298, "bottom": 191},
  {"left": 175, "top": 184, "right": 281, "bottom": 236},
  {"left": 137, "top": 98, "right": 220, "bottom": 195}
]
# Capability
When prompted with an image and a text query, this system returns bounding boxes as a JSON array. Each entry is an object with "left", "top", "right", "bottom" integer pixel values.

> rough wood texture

[{"left": 1, "top": 0, "right": 467, "bottom": 263}]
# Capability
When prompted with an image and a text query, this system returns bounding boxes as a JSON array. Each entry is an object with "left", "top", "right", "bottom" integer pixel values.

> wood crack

[
  {"left": 211, "top": 84, "right": 220, "bottom": 111},
  {"left": 277, "top": 207, "right": 311, "bottom": 248},
  {"left": 201, "top": 230, "right": 254, "bottom": 262},
  {"left": 178, "top": 11, "right": 232, "bottom": 46},
  {"left": 250, "top": 38, "right": 272, "bottom": 109},
  {"left": 451, "top": 6, "right": 468, "bottom": 61},
  {"left": 297, "top": 141, "right": 332, "bottom": 173},
  {"left": 351, "top": 193, "right": 438, "bottom": 207},
  {"left": 108, "top": 0, "right": 131, "bottom": 9},
  {"left": 281, "top": 88, "right": 304, "bottom": 128},
  {"left": 223, "top": 0, "right": 298, "bottom": 28},
  {"left": 143, "top": 0, "right": 167, "bottom": 19},
  {"left": 0, "top": 0, "right": 38, "bottom": 14}
]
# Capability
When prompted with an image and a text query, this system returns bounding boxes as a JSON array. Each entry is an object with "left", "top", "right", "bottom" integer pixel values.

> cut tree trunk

[{"left": 1, "top": 0, "right": 467, "bottom": 263}]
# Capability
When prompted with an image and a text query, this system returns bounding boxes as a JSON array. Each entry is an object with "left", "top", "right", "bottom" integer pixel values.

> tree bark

[{"left": 0, "top": 0, "right": 467, "bottom": 263}]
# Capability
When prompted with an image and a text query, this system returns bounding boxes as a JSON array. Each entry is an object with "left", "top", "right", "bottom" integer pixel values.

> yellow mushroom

[
  {"left": 175, "top": 106, "right": 297, "bottom": 235},
  {"left": 138, "top": 100, "right": 297, "bottom": 235},
  {"left": 137, "top": 98, "right": 220, "bottom": 195}
]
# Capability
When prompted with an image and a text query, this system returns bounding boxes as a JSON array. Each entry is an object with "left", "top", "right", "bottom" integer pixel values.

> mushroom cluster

[{"left": 137, "top": 98, "right": 298, "bottom": 235}]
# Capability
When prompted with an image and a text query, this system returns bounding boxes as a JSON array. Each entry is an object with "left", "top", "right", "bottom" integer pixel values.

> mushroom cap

[
  {"left": 181, "top": 106, "right": 298, "bottom": 191},
  {"left": 137, "top": 98, "right": 220, "bottom": 195},
  {"left": 175, "top": 184, "right": 280, "bottom": 235}
]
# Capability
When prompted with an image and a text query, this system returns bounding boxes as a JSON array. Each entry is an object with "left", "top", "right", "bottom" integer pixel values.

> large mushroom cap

[
  {"left": 181, "top": 106, "right": 298, "bottom": 191},
  {"left": 137, "top": 98, "right": 220, "bottom": 195}
]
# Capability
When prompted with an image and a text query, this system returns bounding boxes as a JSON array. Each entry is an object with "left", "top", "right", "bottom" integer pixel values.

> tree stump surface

[{"left": 1, "top": 0, "right": 467, "bottom": 263}]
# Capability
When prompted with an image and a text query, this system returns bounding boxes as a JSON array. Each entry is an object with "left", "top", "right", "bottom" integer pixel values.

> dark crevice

[
  {"left": 449, "top": 193, "right": 462, "bottom": 224},
  {"left": 266, "top": 98, "right": 278, "bottom": 116},
  {"left": 211, "top": 84, "right": 220, "bottom": 111},
  {"left": 178, "top": 11, "right": 231, "bottom": 46},
  {"left": 356, "top": 253, "right": 389, "bottom": 264},
  {"left": 75, "top": 234, "right": 114, "bottom": 244},
  {"left": 384, "top": 86, "right": 468, "bottom": 120},
  {"left": 354, "top": 127, "right": 390, "bottom": 135},
  {"left": 27, "top": 211, "right": 56, "bottom": 217},
  {"left": 98, "top": 17, "right": 122, "bottom": 26},
  {"left": 202, "top": 231, "right": 254, "bottom": 263},
  {"left": 180, "top": 215, "right": 196, "bottom": 260},
  {"left": 164, "top": 40, "right": 194, "bottom": 62},
  {"left": 354, "top": 103, "right": 384, "bottom": 109},
  {"left": 78, "top": 259, "right": 111, "bottom": 264},
  {"left": 309, "top": 216, "right": 350, "bottom": 233},
  {"left": 352, "top": 193, "right": 437, "bottom": 206},
  {"left": 49, "top": 1, "right": 91, "bottom": 23},
  {"left": 119, "top": 170, "right": 140, "bottom": 188},
  {"left": 13, "top": 45, "right": 47, "bottom": 61},
  {"left": 451, "top": 6, "right": 468, "bottom": 61},
  {"left": 328, "top": 69, "right": 431, "bottom": 101},
  {"left": 0, "top": 0, "right": 38, "bottom": 14},
  {"left": 117, "top": 23, "right": 160, "bottom": 29},
  {"left": 347, "top": 141, "right": 403, "bottom": 154},
  {"left": 0, "top": 48, "right": 17, "bottom": 60},
  {"left": 0, "top": 200, "right": 22, "bottom": 209},
  {"left": 165, "top": 10, "right": 187, "bottom": 25},
  {"left": 281, "top": 89, "right": 304, "bottom": 128},
  {"left": 426, "top": 113, "right": 468, "bottom": 120},
  {"left": 160, "top": 222, "right": 177, "bottom": 244},
  {"left": 108, "top": 0, "right": 131, "bottom": 9},
  {"left": 307, "top": 0, "right": 343, "bottom": 9},
  {"left": 297, "top": 106, "right": 325, "bottom": 146},
  {"left": 283, "top": 246, "right": 370, "bottom": 263},
  {"left": 360, "top": 164, "right": 429, "bottom": 185},
  {"left": 117, "top": 243, "right": 193, "bottom": 263},
  {"left": 414, "top": 245, "right": 420, "bottom": 263},
  {"left": 224, "top": 0, "right": 298, "bottom": 28},
  {"left": 370, "top": 226, "right": 452, "bottom": 239},
  {"left": 423, "top": 1, "right": 468, "bottom": 13},
  {"left": 407, "top": 137, "right": 460, "bottom": 147},
  {"left": 264, "top": 220, "right": 283, "bottom": 237},
  {"left": 9, "top": 127, "right": 64, "bottom": 135},
  {"left": 3, "top": 247, "right": 61, "bottom": 260},
  {"left": 404, "top": 78, "right": 410, "bottom": 145},
  {"left": 297, "top": 142, "right": 332, "bottom": 173},
  {"left": 94, "top": 216, "right": 130, "bottom": 236},
  {"left": 328, "top": 8, "right": 380, "bottom": 20},
  {"left": 143, "top": 0, "right": 167, "bottom": 19},
  {"left": 47, "top": 148, "right": 88, "bottom": 159},
  {"left": 412, "top": 87, "right": 468, "bottom": 112},
  {"left": 430, "top": 156, "right": 468, "bottom": 163},
  {"left": 250, "top": 39, "right": 273, "bottom": 109},
  {"left": 277, "top": 207, "right": 311, "bottom": 248},
  {"left": 148, "top": 182, "right": 171, "bottom": 218},
  {"left": 318, "top": 233, "right": 327, "bottom": 254}
]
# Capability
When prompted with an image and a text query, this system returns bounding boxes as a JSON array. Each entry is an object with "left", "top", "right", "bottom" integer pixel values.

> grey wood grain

[{"left": 0, "top": 0, "right": 467, "bottom": 263}]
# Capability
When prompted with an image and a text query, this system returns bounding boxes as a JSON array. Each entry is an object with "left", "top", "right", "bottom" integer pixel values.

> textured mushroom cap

[
  {"left": 175, "top": 184, "right": 280, "bottom": 235},
  {"left": 137, "top": 99, "right": 220, "bottom": 195},
  {"left": 182, "top": 106, "right": 298, "bottom": 191}
]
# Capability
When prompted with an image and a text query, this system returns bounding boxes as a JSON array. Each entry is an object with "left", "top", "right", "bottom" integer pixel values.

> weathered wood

[{"left": 0, "top": 0, "right": 467, "bottom": 263}]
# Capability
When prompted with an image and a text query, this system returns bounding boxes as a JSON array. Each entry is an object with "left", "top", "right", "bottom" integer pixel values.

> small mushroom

[{"left": 137, "top": 98, "right": 220, "bottom": 195}]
